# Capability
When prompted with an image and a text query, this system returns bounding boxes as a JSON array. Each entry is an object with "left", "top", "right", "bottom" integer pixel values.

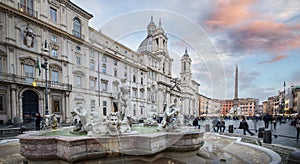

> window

[
  {"left": 53, "top": 100, "right": 60, "bottom": 113},
  {"left": 20, "top": 0, "right": 34, "bottom": 16},
  {"left": 102, "top": 64, "right": 106, "bottom": 73},
  {"left": 133, "top": 74, "right": 136, "bottom": 83},
  {"left": 102, "top": 56, "right": 107, "bottom": 62},
  {"left": 113, "top": 84, "right": 118, "bottom": 94},
  {"left": 90, "top": 61, "right": 94, "bottom": 70},
  {"left": 91, "top": 100, "right": 96, "bottom": 106},
  {"left": 103, "top": 101, "right": 107, "bottom": 116},
  {"left": 76, "top": 56, "right": 81, "bottom": 64},
  {"left": 101, "top": 81, "right": 108, "bottom": 92},
  {"left": 124, "top": 72, "right": 127, "bottom": 78},
  {"left": 124, "top": 65, "right": 127, "bottom": 70},
  {"left": 51, "top": 49, "right": 58, "bottom": 58},
  {"left": 90, "top": 79, "right": 95, "bottom": 90},
  {"left": 51, "top": 35, "right": 57, "bottom": 42},
  {"left": 114, "top": 60, "right": 118, "bottom": 66},
  {"left": 132, "top": 89, "right": 137, "bottom": 98},
  {"left": 50, "top": 7, "right": 57, "bottom": 23},
  {"left": 75, "top": 76, "right": 81, "bottom": 87},
  {"left": 114, "top": 69, "right": 117, "bottom": 77},
  {"left": 73, "top": 17, "right": 81, "bottom": 38},
  {"left": 51, "top": 70, "right": 59, "bottom": 84},
  {"left": 0, "top": 95, "right": 4, "bottom": 112},
  {"left": 141, "top": 108, "right": 143, "bottom": 115},
  {"left": 140, "top": 90, "right": 144, "bottom": 99},
  {"left": 24, "top": 64, "right": 34, "bottom": 83},
  {"left": 89, "top": 50, "right": 94, "bottom": 57}
]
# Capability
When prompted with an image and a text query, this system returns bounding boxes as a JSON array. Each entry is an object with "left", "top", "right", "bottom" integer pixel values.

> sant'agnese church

[{"left": 0, "top": 0, "right": 200, "bottom": 124}]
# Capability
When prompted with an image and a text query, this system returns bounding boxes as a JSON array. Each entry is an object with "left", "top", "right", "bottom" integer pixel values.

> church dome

[{"left": 137, "top": 36, "right": 153, "bottom": 53}]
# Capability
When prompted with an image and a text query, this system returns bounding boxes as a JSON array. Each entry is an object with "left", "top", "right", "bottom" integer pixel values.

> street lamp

[{"left": 41, "top": 58, "right": 49, "bottom": 115}]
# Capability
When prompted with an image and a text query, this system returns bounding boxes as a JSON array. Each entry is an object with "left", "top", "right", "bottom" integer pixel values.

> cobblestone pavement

[{"left": 198, "top": 119, "right": 300, "bottom": 149}]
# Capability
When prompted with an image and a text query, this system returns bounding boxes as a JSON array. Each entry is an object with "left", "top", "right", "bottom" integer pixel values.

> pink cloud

[
  {"left": 229, "top": 20, "right": 300, "bottom": 53},
  {"left": 258, "top": 54, "right": 288, "bottom": 64},
  {"left": 205, "top": 0, "right": 257, "bottom": 30}
]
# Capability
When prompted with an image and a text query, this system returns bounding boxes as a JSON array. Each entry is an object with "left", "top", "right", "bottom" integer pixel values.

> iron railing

[{"left": 0, "top": 72, "right": 72, "bottom": 91}]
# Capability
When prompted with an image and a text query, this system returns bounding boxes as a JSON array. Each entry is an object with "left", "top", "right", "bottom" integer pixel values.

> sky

[{"left": 72, "top": 0, "right": 300, "bottom": 103}]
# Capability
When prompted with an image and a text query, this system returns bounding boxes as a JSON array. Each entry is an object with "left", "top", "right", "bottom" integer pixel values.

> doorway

[{"left": 22, "top": 90, "right": 38, "bottom": 122}]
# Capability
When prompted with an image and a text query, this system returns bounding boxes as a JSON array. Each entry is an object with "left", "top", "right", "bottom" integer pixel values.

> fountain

[{"left": 17, "top": 82, "right": 281, "bottom": 163}]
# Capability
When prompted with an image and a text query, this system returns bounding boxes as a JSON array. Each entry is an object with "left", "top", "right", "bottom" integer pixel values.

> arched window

[{"left": 73, "top": 17, "right": 81, "bottom": 38}]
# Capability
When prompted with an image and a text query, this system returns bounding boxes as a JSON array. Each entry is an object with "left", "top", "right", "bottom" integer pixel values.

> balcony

[
  {"left": 0, "top": 72, "right": 72, "bottom": 91},
  {"left": 18, "top": 3, "right": 38, "bottom": 18}
]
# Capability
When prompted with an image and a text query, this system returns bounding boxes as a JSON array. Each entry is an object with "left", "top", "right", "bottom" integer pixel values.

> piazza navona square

[{"left": 0, "top": 0, "right": 300, "bottom": 163}]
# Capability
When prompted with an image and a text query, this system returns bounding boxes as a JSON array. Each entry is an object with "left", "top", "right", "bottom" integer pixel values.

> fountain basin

[{"left": 18, "top": 128, "right": 204, "bottom": 162}]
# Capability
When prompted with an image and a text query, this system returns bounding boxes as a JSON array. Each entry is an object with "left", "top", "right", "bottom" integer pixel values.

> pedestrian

[
  {"left": 239, "top": 116, "right": 254, "bottom": 136},
  {"left": 273, "top": 115, "right": 278, "bottom": 130},
  {"left": 253, "top": 116, "right": 258, "bottom": 132},
  {"left": 197, "top": 117, "right": 201, "bottom": 129},
  {"left": 295, "top": 114, "right": 300, "bottom": 142},
  {"left": 219, "top": 118, "right": 225, "bottom": 132},
  {"left": 212, "top": 117, "right": 220, "bottom": 132},
  {"left": 35, "top": 113, "right": 41, "bottom": 130},
  {"left": 193, "top": 117, "right": 198, "bottom": 127},
  {"left": 263, "top": 113, "right": 270, "bottom": 129}
]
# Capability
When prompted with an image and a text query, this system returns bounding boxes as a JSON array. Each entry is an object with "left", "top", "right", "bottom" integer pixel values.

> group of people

[
  {"left": 212, "top": 118, "right": 226, "bottom": 132},
  {"left": 211, "top": 116, "right": 254, "bottom": 135}
]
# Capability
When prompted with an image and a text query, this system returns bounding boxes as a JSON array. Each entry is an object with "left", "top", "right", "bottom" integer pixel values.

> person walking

[
  {"left": 295, "top": 114, "right": 300, "bottom": 142},
  {"left": 263, "top": 113, "right": 270, "bottom": 129},
  {"left": 239, "top": 116, "right": 254, "bottom": 136},
  {"left": 273, "top": 115, "right": 278, "bottom": 130},
  {"left": 35, "top": 113, "right": 41, "bottom": 130}
]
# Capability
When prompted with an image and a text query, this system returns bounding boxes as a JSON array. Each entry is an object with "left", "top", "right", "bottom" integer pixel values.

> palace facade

[{"left": 0, "top": 0, "right": 200, "bottom": 124}]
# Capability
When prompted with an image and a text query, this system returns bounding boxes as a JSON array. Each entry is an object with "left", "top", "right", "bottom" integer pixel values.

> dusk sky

[{"left": 72, "top": 0, "right": 300, "bottom": 103}]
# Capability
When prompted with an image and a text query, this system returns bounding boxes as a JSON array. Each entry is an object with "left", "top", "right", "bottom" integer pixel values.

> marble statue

[
  {"left": 71, "top": 104, "right": 89, "bottom": 132},
  {"left": 70, "top": 103, "right": 131, "bottom": 135},
  {"left": 50, "top": 113, "right": 58, "bottom": 129},
  {"left": 118, "top": 79, "right": 131, "bottom": 121},
  {"left": 144, "top": 109, "right": 158, "bottom": 126},
  {"left": 157, "top": 99, "right": 180, "bottom": 131}
]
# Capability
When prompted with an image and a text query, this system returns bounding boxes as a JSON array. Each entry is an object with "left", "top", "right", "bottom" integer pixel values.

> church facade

[{"left": 0, "top": 0, "right": 200, "bottom": 124}]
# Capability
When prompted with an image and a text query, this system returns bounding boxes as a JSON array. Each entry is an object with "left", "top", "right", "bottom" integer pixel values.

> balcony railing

[
  {"left": 18, "top": 3, "right": 38, "bottom": 17},
  {"left": 0, "top": 72, "right": 72, "bottom": 91}
]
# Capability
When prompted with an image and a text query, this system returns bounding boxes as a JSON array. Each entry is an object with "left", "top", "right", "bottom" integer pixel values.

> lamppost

[{"left": 41, "top": 58, "right": 49, "bottom": 115}]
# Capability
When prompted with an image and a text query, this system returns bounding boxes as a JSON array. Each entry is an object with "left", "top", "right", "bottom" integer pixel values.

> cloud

[
  {"left": 258, "top": 54, "right": 288, "bottom": 64},
  {"left": 228, "top": 20, "right": 300, "bottom": 53},
  {"left": 205, "top": 0, "right": 257, "bottom": 30}
]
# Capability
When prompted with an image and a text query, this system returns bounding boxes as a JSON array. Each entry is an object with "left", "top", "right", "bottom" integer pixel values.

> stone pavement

[{"left": 198, "top": 119, "right": 300, "bottom": 149}]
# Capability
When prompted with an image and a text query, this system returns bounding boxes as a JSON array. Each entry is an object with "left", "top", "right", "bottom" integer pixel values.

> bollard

[
  {"left": 258, "top": 127, "right": 265, "bottom": 138},
  {"left": 205, "top": 124, "right": 210, "bottom": 132},
  {"left": 263, "top": 129, "right": 272, "bottom": 144},
  {"left": 229, "top": 125, "right": 234, "bottom": 133}
]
